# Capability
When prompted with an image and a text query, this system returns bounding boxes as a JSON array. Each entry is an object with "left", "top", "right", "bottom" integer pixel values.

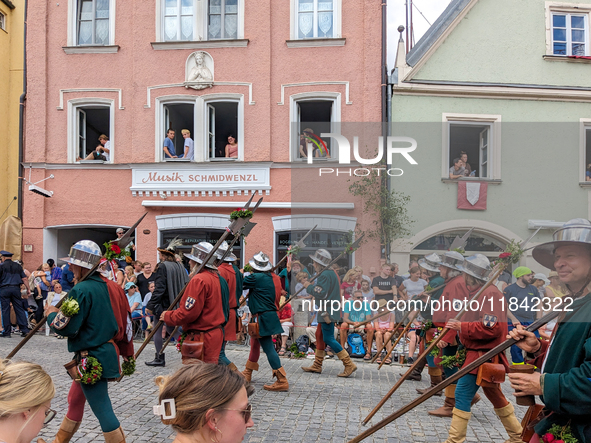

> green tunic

[
  {"left": 535, "top": 294, "right": 591, "bottom": 441},
  {"left": 232, "top": 264, "right": 243, "bottom": 307},
  {"left": 306, "top": 269, "right": 341, "bottom": 323},
  {"left": 48, "top": 274, "right": 120, "bottom": 378},
  {"left": 422, "top": 275, "right": 445, "bottom": 321},
  {"left": 243, "top": 272, "right": 282, "bottom": 337}
]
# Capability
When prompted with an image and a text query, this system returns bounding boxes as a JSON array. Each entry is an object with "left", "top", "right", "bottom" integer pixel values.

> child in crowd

[
  {"left": 237, "top": 302, "right": 251, "bottom": 344},
  {"left": 142, "top": 281, "right": 155, "bottom": 339},
  {"left": 46, "top": 282, "right": 67, "bottom": 339},
  {"left": 32, "top": 263, "right": 51, "bottom": 300}
]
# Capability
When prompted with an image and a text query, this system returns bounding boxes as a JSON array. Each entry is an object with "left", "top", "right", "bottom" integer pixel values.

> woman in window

[
  {"left": 225, "top": 134, "right": 238, "bottom": 158},
  {"left": 460, "top": 151, "right": 473, "bottom": 176}
]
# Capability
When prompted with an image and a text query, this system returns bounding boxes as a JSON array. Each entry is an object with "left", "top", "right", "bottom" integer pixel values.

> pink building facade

[{"left": 23, "top": 0, "right": 382, "bottom": 270}]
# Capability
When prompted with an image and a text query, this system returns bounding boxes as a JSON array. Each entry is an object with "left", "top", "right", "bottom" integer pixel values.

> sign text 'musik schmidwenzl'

[{"left": 140, "top": 172, "right": 260, "bottom": 183}]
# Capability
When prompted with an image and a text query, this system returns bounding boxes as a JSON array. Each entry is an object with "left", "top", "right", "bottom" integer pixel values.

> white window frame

[
  {"left": 442, "top": 113, "right": 502, "bottom": 180},
  {"left": 67, "top": 0, "right": 116, "bottom": 46},
  {"left": 580, "top": 118, "right": 591, "bottom": 182},
  {"left": 67, "top": 98, "right": 115, "bottom": 163},
  {"left": 0, "top": 11, "right": 6, "bottom": 32},
  {"left": 289, "top": 92, "right": 341, "bottom": 162},
  {"left": 290, "top": 0, "right": 342, "bottom": 40},
  {"left": 155, "top": 94, "right": 244, "bottom": 162},
  {"left": 155, "top": 0, "right": 244, "bottom": 42},
  {"left": 545, "top": 2, "right": 591, "bottom": 56}
]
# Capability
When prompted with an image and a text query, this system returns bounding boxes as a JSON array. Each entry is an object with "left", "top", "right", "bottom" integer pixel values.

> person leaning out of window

[
  {"left": 586, "top": 163, "right": 591, "bottom": 181},
  {"left": 225, "top": 134, "right": 238, "bottom": 158},
  {"left": 0, "top": 360, "right": 56, "bottom": 443},
  {"left": 154, "top": 363, "right": 253, "bottom": 443},
  {"left": 449, "top": 157, "right": 465, "bottom": 179}
]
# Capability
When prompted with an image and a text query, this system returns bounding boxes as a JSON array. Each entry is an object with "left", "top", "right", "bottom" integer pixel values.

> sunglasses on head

[{"left": 222, "top": 403, "right": 252, "bottom": 423}]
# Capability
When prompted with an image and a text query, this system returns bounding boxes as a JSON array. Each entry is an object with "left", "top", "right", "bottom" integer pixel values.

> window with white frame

[
  {"left": 157, "top": 0, "right": 243, "bottom": 42},
  {"left": 585, "top": 126, "right": 591, "bottom": 181},
  {"left": 291, "top": 94, "right": 340, "bottom": 161},
  {"left": 157, "top": 96, "right": 243, "bottom": 162},
  {"left": 77, "top": 0, "right": 110, "bottom": 45},
  {"left": 292, "top": 0, "right": 341, "bottom": 40},
  {"left": 552, "top": 12, "right": 589, "bottom": 56},
  {"left": 0, "top": 11, "right": 6, "bottom": 32},
  {"left": 68, "top": 100, "right": 114, "bottom": 163},
  {"left": 442, "top": 114, "right": 501, "bottom": 180}
]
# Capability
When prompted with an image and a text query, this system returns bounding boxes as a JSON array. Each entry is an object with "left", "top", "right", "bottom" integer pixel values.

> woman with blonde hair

[
  {"left": 154, "top": 363, "right": 253, "bottom": 443},
  {"left": 0, "top": 360, "right": 55, "bottom": 443},
  {"left": 123, "top": 266, "right": 137, "bottom": 285},
  {"left": 340, "top": 268, "right": 360, "bottom": 300}
]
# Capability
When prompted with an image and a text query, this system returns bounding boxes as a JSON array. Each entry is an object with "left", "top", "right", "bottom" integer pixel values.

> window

[
  {"left": 585, "top": 125, "right": 591, "bottom": 181},
  {"left": 442, "top": 114, "right": 501, "bottom": 180},
  {"left": 297, "top": 0, "right": 334, "bottom": 38},
  {"left": 552, "top": 13, "right": 589, "bottom": 56},
  {"left": 290, "top": 93, "right": 341, "bottom": 161},
  {"left": 68, "top": 99, "right": 114, "bottom": 163},
  {"left": 208, "top": 0, "right": 238, "bottom": 39},
  {"left": 163, "top": 0, "right": 195, "bottom": 41},
  {"left": 0, "top": 11, "right": 6, "bottom": 32},
  {"left": 156, "top": 95, "right": 243, "bottom": 162},
  {"left": 276, "top": 231, "right": 351, "bottom": 273},
  {"left": 77, "top": 0, "right": 110, "bottom": 45}
]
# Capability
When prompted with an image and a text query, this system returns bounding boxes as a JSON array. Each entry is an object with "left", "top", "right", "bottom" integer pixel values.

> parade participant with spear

[
  {"left": 161, "top": 241, "right": 229, "bottom": 364},
  {"left": 241, "top": 252, "right": 289, "bottom": 392},
  {"left": 508, "top": 218, "right": 591, "bottom": 443},
  {"left": 301, "top": 248, "right": 357, "bottom": 378},
  {"left": 45, "top": 240, "right": 133, "bottom": 443}
]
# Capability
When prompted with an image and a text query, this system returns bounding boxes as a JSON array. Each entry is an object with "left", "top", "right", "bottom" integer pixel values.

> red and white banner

[{"left": 457, "top": 181, "right": 488, "bottom": 210}]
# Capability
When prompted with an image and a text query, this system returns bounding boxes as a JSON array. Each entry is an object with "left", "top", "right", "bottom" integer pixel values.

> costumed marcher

[
  {"left": 240, "top": 252, "right": 289, "bottom": 392},
  {"left": 301, "top": 249, "right": 357, "bottom": 377},
  {"left": 429, "top": 250, "right": 480, "bottom": 417},
  {"left": 508, "top": 218, "right": 591, "bottom": 443},
  {"left": 145, "top": 238, "right": 190, "bottom": 367},
  {"left": 162, "top": 242, "right": 228, "bottom": 364},
  {"left": 46, "top": 240, "right": 133, "bottom": 443},
  {"left": 441, "top": 254, "right": 521, "bottom": 443},
  {"left": 413, "top": 253, "right": 445, "bottom": 392},
  {"left": 0, "top": 250, "right": 31, "bottom": 337},
  {"left": 216, "top": 241, "right": 240, "bottom": 370}
]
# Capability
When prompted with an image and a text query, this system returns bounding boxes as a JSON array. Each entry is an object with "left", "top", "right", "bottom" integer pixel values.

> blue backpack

[{"left": 347, "top": 333, "right": 365, "bottom": 358}]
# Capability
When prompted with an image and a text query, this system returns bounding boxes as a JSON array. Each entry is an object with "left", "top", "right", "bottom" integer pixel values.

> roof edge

[{"left": 1, "top": 0, "right": 16, "bottom": 10}]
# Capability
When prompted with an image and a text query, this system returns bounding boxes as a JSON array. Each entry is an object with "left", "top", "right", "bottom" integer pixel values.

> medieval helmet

[
  {"left": 532, "top": 218, "right": 591, "bottom": 270},
  {"left": 60, "top": 240, "right": 102, "bottom": 270},
  {"left": 216, "top": 241, "right": 238, "bottom": 262},
  {"left": 457, "top": 254, "right": 491, "bottom": 281},
  {"left": 183, "top": 242, "right": 217, "bottom": 270},
  {"left": 309, "top": 249, "right": 331, "bottom": 267},
  {"left": 249, "top": 251, "right": 272, "bottom": 272},
  {"left": 418, "top": 253, "right": 442, "bottom": 273},
  {"left": 440, "top": 250, "right": 465, "bottom": 271}
]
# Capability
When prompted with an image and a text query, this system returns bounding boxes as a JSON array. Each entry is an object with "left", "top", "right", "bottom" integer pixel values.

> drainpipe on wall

[
  {"left": 17, "top": 0, "right": 28, "bottom": 221},
  {"left": 381, "top": 0, "right": 388, "bottom": 260}
]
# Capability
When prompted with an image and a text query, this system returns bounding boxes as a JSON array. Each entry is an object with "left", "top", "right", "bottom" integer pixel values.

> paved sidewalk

[{"left": 0, "top": 336, "right": 525, "bottom": 442}]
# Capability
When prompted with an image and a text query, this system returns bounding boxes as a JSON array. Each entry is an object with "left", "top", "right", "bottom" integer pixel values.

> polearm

[
  {"left": 362, "top": 229, "right": 541, "bottom": 424},
  {"left": 369, "top": 284, "right": 446, "bottom": 364},
  {"left": 270, "top": 225, "right": 317, "bottom": 273},
  {"left": 376, "top": 309, "right": 422, "bottom": 370},
  {"left": 125, "top": 196, "right": 262, "bottom": 369},
  {"left": 6, "top": 212, "right": 148, "bottom": 359},
  {"left": 158, "top": 220, "right": 258, "bottom": 354},
  {"left": 277, "top": 233, "right": 365, "bottom": 311},
  {"left": 349, "top": 310, "right": 562, "bottom": 442}
]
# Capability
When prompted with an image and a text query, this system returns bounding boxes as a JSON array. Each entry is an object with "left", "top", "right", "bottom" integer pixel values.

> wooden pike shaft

[
  {"left": 350, "top": 310, "right": 560, "bottom": 442},
  {"left": 362, "top": 267, "right": 504, "bottom": 425},
  {"left": 377, "top": 310, "right": 420, "bottom": 370}
]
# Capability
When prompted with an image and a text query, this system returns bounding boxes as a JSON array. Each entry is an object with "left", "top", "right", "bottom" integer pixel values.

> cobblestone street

[{"left": 1, "top": 336, "right": 525, "bottom": 443}]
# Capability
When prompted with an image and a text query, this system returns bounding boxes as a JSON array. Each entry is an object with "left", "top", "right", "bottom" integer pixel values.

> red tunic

[
  {"left": 433, "top": 275, "right": 470, "bottom": 344},
  {"left": 218, "top": 263, "right": 237, "bottom": 341},
  {"left": 458, "top": 284, "right": 509, "bottom": 374},
  {"left": 101, "top": 277, "right": 134, "bottom": 360},
  {"left": 163, "top": 270, "right": 225, "bottom": 363},
  {"left": 271, "top": 273, "right": 282, "bottom": 309}
]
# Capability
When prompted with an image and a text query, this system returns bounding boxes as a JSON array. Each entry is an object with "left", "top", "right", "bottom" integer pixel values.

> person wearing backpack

[{"left": 340, "top": 290, "right": 372, "bottom": 350}]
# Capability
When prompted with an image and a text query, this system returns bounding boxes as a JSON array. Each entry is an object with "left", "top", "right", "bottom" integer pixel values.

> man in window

[
  {"left": 181, "top": 129, "right": 194, "bottom": 161},
  {"left": 449, "top": 157, "right": 465, "bottom": 179},
  {"left": 163, "top": 129, "right": 177, "bottom": 158},
  {"left": 78, "top": 134, "right": 111, "bottom": 162}
]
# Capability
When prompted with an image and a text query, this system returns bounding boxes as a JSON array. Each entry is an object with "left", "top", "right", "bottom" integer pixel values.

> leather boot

[
  {"left": 242, "top": 360, "right": 259, "bottom": 383},
  {"left": 302, "top": 349, "right": 325, "bottom": 374},
  {"left": 336, "top": 349, "right": 357, "bottom": 377},
  {"left": 443, "top": 408, "right": 471, "bottom": 443},
  {"left": 429, "top": 384, "right": 456, "bottom": 418},
  {"left": 228, "top": 362, "right": 255, "bottom": 396},
  {"left": 263, "top": 367, "right": 289, "bottom": 392},
  {"left": 494, "top": 403, "right": 523, "bottom": 443},
  {"left": 103, "top": 426, "right": 125, "bottom": 443},
  {"left": 145, "top": 352, "right": 165, "bottom": 367},
  {"left": 471, "top": 393, "right": 481, "bottom": 406},
  {"left": 402, "top": 357, "right": 425, "bottom": 381},
  {"left": 51, "top": 416, "right": 81, "bottom": 443},
  {"left": 416, "top": 367, "right": 443, "bottom": 396}
]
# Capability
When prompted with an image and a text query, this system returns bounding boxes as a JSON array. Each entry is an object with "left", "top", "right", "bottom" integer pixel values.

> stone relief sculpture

[{"left": 185, "top": 51, "right": 214, "bottom": 90}]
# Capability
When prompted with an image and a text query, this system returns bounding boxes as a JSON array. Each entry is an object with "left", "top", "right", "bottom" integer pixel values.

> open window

[
  {"left": 206, "top": 101, "right": 239, "bottom": 160},
  {"left": 76, "top": 106, "right": 110, "bottom": 161},
  {"left": 292, "top": 96, "right": 339, "bottom": 161},
  {"left": 163, "top": 103, "right": 194, "bottom": 159}
]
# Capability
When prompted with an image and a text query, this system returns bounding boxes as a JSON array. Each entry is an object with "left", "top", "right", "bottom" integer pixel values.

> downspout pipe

[
  {"left": 17, "top": 0, "right": 27, "bottom": 220},
  {"left": 381, "top": 1, "right": 388, "bottom": 260}
]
